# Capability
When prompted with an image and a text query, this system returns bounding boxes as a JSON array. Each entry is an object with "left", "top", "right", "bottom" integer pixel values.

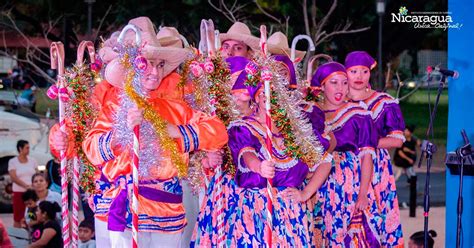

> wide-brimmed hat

[
  {"left": 267, "top": 32, "right": 305, "bottom": 61},
  {"left": 98, "top": 31, "right": 120, "bottom": 64},
  {"left": 219, "top": 22, "right": 260, "bottom": 51},
  {"left": 156, "top": 26, "right": 188, "bottom": 48},
  {"left": 127, "top": 17, "right": 190, "bottom": 74},
  {"left": 104, "top": 17, "right": 191, "bottom": 88}
]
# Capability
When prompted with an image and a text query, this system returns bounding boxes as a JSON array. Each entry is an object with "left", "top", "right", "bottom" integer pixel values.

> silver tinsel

[
  {"left": 251, "top": 54, "right": 324, "bottom": 165},
  {"left": 113, "top": 90, "right": 164, "bottom": 179},
  {"left": 112, "top": 45, "right": 164, "bottom": 178}
]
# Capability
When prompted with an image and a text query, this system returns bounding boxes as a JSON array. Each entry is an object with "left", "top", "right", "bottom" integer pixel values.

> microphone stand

[
  {"left": 417, "top": 75, "right": 446, "bottom": 248},
  {"left": 455, "top": 130, "right": 471, "bottom": 248}
]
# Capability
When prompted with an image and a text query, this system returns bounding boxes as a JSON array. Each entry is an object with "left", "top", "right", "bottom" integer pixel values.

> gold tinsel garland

[
  {"left": 177, "top": 58, "right": 192, "bottom": 89},
  {"left": 121, "top": 54, "right": 188, "bottom": 177}
]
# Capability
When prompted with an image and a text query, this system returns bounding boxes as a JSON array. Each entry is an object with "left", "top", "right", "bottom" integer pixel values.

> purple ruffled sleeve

[
  {"left": 383, "top": 103, "right": 406, "bottom": 141},
  {"left": 228, "top": 123, "right": 267, "bottom": 188}
]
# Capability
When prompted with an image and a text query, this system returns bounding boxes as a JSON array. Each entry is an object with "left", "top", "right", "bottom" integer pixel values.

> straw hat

[
  {"left": 104, "top": 17, "right": 191, "bottom": 88},
  {"left": 99, "top": 31, "right": 120, "bottom": 64},
  {"left": 219, "top": 22, "right": 260, "bottom": 51},
  {"left": 267, "top": 32, "right": 305, "bottom": 61},
  {"left": 156, "top": 26, "right": 186, "bottom": 48}
]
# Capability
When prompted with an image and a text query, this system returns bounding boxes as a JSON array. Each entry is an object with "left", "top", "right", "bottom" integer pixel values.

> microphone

[{"left": 426, "top": 66, "right": 459, "bottom": 79}]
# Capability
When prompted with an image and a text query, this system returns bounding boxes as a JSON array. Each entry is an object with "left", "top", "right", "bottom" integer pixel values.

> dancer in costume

[
  {"left": 191, "top": 20, "right": 263, "bottom": 246},
  {"left": 305, "top": 62, "right": 381, "bottom": 246},
  {"left": 190, "top": 56, "right": 249, "bottom": 247},
  {"left": 82, "top": 17, "right": 227, "bottom": 247},
  {"left": 345, "top": 51, "right": 405, "bottom": 247},
  {"left": 154, "top": 25, "right": 203, "bottom": 247},
  {"left": 282, "top": 56, "right": 337, "bottom": 247},
  {"left": 224, "top": 68, "right": 314, "bottom": 247}
]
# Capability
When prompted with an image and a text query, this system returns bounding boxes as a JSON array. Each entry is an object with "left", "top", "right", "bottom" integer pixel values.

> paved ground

[{"left": 395, "top": 172, "right": 446, "bottom": 207}]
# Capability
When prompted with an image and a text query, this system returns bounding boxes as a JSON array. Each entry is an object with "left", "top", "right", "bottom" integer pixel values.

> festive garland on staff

[
  {"left": 244, "top": 55, "right": 324, "bottom": 167},
  {"left": 120, "top": 50, "right": 188, "bottom": 177},
  {"left": 186, "top": 53, "right": 237, "bottom": 173},
  {"left": 182, "top": 52, "right": 237, "bottom": 192},
  {"left": 64, "top": 62, "right": 101, "bottom": 194}
]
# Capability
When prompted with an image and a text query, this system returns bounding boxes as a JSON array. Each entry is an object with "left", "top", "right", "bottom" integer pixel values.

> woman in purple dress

[
  {"left": 224, "top": 68, "right": 313, "bottom": 247},
  {"left": 345, "top": 51, "right": 405, "bottom": 247},
  {"left": 290, "top": 62, "right": 382, "bottom": 246},
  {"left": 191, "top": 56, "right": 249, "bottom": 247}
]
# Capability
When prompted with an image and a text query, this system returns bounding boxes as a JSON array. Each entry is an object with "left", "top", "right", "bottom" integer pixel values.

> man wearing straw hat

[
  {"left": 82, "top": 17, "right": 228, "bottom": 247},
  {"left": 219, "top": 21, "right": 260, "bottom": 59},
  {"left": 154, "top": 25, "right": 203, "bottom": 247},
  {"left": 151, "top": 26, "right": 193, "bottom": 101}
]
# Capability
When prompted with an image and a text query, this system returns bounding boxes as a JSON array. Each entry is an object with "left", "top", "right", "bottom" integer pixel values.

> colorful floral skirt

[
  {"left": 191, "top": 173, "right": 238, "bottom": 247},
  {"left": 372, "top": 148, "right": 404, "bottom": 247},
  {"left": 322, "top": 151, "right": 382, "bottom": 247},
  {"left": 305, "top": 178, "right": 327, "bottom": 247},
  {"left": 225, "top": 186, "right": 310, "bottom": 247}
]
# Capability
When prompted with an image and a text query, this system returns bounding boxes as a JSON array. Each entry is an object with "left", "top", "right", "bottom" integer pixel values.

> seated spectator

[
  {"left": 31, "top": 172, "right": 61, "bottom": 220},
  {"left": 28, "top": 201, "right": 62, "bottom": 248},
  {"left": 22, "top": 189, "right": 43, "bottom": 243},
  {"left": 78, "top": 219, "right": 96, "bottom": 248}
]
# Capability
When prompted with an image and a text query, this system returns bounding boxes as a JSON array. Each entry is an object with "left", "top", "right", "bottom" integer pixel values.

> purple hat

[
  {"left": 226, "top": 56, "right": 249, "bottom": 74},
  {"left": 310, "top": 62, "right": 347, "bottom": 90},
  {"left": 272, "top": 55, "right": 297, "bottom": 89},
  {"left": 344, "top": 51, "right": 377, "bottom": 71},
  {"left": 232, "top": 70, "right": 262, "bottom": 101}
]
